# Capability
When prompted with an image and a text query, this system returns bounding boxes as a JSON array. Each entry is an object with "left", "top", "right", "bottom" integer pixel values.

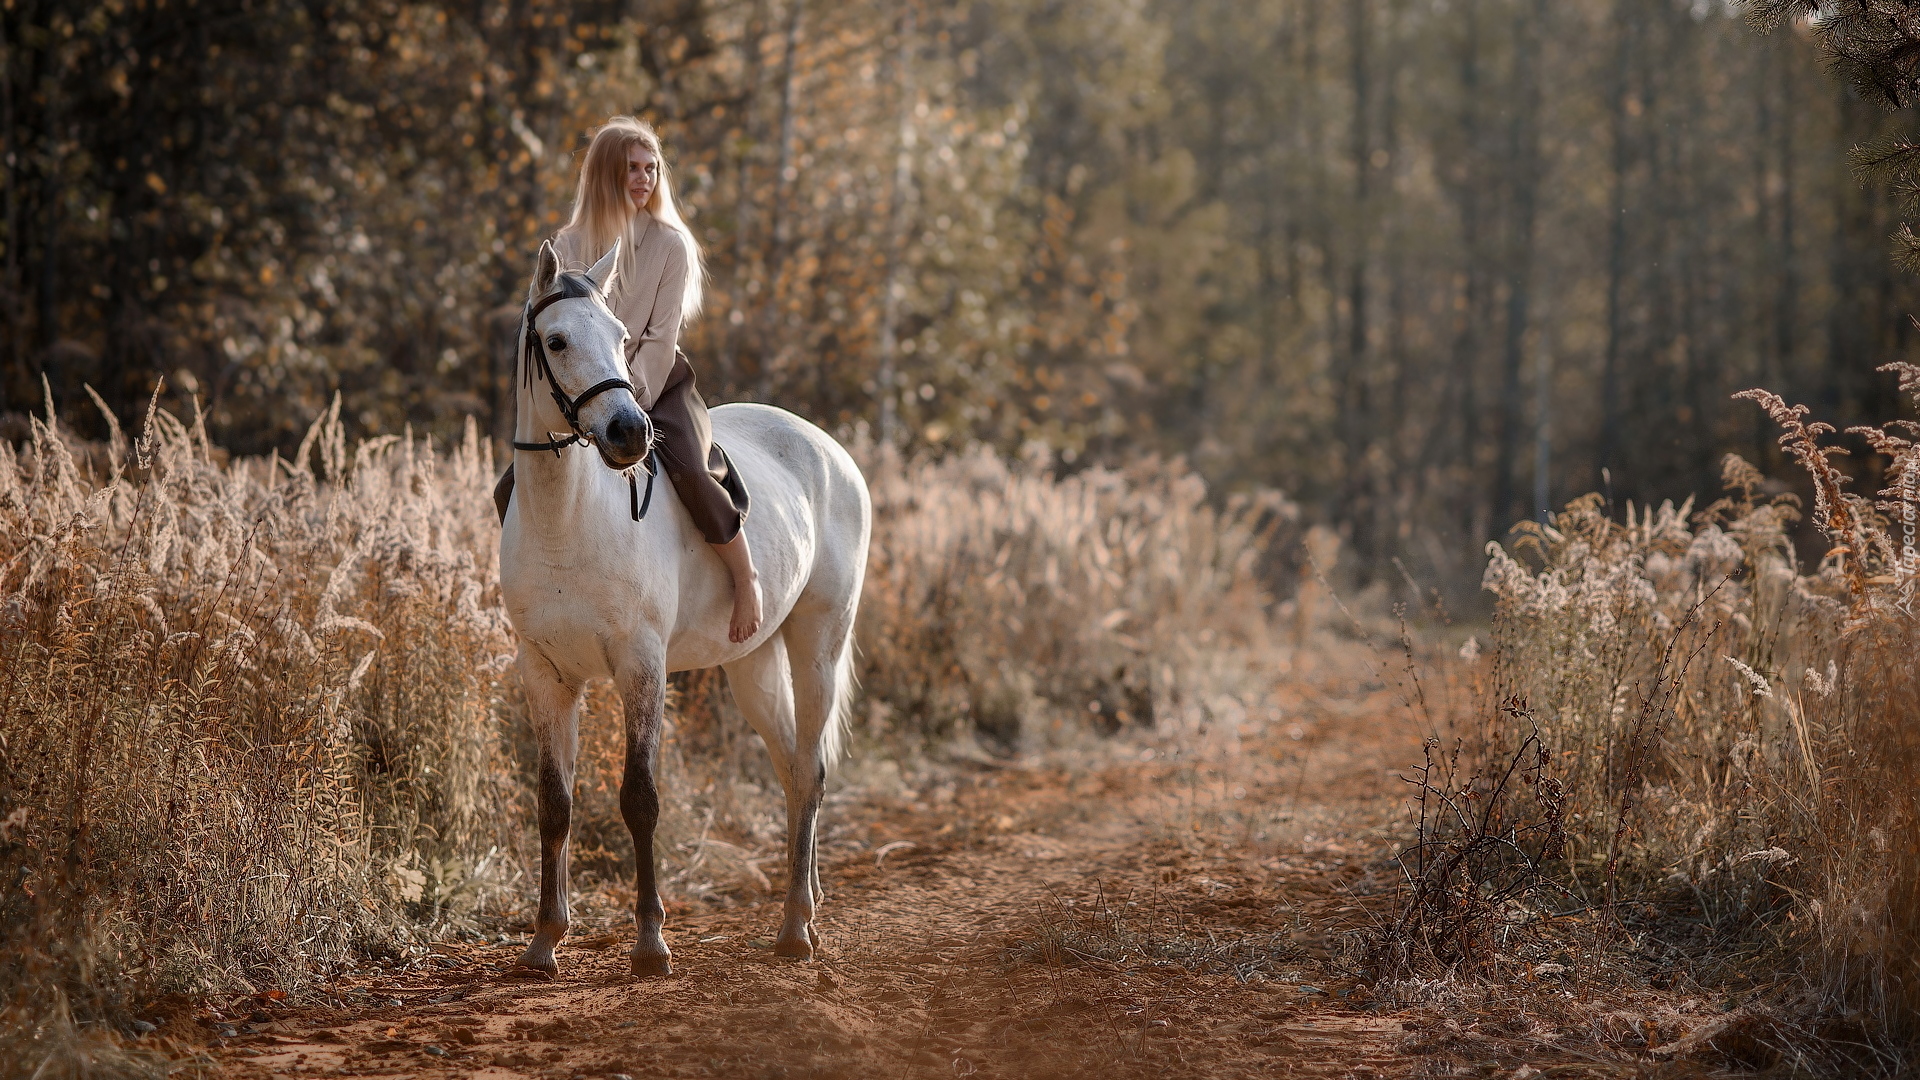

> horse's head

[{"left": 523, "top": 238, "right": 652, "bottom": 469}]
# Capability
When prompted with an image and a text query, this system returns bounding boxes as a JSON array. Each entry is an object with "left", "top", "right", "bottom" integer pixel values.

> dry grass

[
  {"left": 0, "top": 391, "right": 516, "bottom": 1073},
  {"left": 1379, "top": 371, "right": 1920, "bottom": 1068},
  {"left": 0, "top": 395, "right": 1296, "bottom": 1072},
  {"left": 18, "top": 371, "right": 1920, "bottom": 1074},
  {"left": 35, "top": 375, "right": 1920, "bottom": 1074},
  {"left": 1431, "top": 478, "right": 1824, "bottom": 922},
  {"left": 854, "top": 443, "right": 1297, "bottom": 753}
]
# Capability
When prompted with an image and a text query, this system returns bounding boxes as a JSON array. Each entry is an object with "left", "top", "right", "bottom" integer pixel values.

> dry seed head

[{"left": 1725, "top": 656, "right": 1774, "bottom": 700}]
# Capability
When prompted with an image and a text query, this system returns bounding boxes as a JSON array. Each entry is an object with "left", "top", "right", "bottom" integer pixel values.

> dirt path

[{"left": 192, "top": 653, "right": 1601, "bottom": 1080}]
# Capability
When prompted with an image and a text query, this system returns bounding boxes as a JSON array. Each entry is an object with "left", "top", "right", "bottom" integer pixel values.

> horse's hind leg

[
  {"left": 786, "top": 613, "right": 852, "bottom": 911},
  {"left": 517, "top": 652, "right": 583, "bottom": 978},
  {"left": 722, "top": 633, "right": 820, "bottom": 960},
  {"left": 616, "top": 648, "right": 673, "bottom": 977}
]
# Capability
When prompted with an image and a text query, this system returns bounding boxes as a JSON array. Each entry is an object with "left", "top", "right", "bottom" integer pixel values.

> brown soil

[{"left": 185, "top": 650, "right": 1730, "bottom": 1079}]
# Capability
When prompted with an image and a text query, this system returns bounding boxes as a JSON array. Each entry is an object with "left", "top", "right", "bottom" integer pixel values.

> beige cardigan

[{"left": 553, "top": 213, "right": 688, "bottom": 411}]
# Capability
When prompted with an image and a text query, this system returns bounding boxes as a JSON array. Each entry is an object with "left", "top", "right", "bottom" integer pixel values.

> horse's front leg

[
  {"left": 517, "top": 652, "right": 582, "bottom": 978},
  {"left": 617, "top": 647, "right": 673, "bottom": 977}
]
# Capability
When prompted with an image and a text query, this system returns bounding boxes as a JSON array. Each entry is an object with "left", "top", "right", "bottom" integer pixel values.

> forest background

[
  {"left": 5, "top": 0, "right": 1920, "bottom": 594},
  {"left": 14, "top": 1, "right": 1920, "bottom": 1070}
]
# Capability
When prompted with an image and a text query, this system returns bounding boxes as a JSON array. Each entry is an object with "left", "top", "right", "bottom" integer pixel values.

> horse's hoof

[
  {"left": 512, "top": 945, "right": 559, "bottom": 979},
  {"left": 773, "top": 932, "right": 813, "bottom": 961},
  {"left": 629, "top": 950, "right": 674, "bottom": 978}
]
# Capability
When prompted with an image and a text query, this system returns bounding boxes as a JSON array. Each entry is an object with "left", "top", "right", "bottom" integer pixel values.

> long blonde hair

[{"left": 562, "top": 116, "right": 705, "bottom": 321}]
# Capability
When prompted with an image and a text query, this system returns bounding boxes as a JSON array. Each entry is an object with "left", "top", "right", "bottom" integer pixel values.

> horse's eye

[{"left": 547, "top": 335, "right": 567, "bottom": 351}]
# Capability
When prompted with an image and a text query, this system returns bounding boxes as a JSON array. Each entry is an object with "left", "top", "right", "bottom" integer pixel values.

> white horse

[{"left": 497, "top": 238, "right": 871, "bottom": 977}]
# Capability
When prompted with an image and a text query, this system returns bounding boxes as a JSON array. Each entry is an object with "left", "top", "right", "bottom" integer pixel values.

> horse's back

[
  {"left": 710, "top": 403, "right": 870, "bottom": 533},
  {"left": 714, "top": 401, "right": 871, "bottom": 607}
]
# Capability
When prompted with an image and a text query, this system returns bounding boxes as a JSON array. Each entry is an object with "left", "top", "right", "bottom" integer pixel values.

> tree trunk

[
  {"left": 768, "top": 0, "right": 804, "bottom": 252},
  {"left": 2, "top": 32, "right": 18, "bottom": 407},
  {"left": 1599, "top": 0, "right": 1633, "bottom": 495},
  {"left": 1533, "top": 304, "right": 1553, "bottom": 521},
  {"left": 753, "top": 0, "right": 805, "bottom": 401},
  {"left": 875, "top": 2, "right": 915, "bottom": 446},
  {"left": 719, "top": 0, "right": 771, "bottom": 392},
  {"left": 35, "top": 84, "right": 59, "bottom": 361},
  {"left": 1339, "top": 0, "right": 1372, "bottom": 551},
  {"left": 1491, "top": 0, "right": 1545, "bottom": 533},
  {"left": 1382, "top": 0, "right": 1413, "bottom": 540},
  {"left": 1762, "top": 31, "right": 1798, "bottom": 463},
  {"left": 1430, "top": 0, "right": 1485, "bottom": 546}
]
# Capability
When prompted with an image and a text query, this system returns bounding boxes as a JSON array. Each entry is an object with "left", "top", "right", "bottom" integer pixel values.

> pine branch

[
  {"left": 1893, "top": 224, "right": 1920, "bottom": 274},
  {"left": 1747, "top": 1, "right": 1920, "bottom": 110},
  {"left": 1848, "top": 136, "right": 1920, "bottom": 182}
]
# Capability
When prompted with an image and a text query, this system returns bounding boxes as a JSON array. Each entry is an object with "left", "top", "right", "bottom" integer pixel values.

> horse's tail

[{"left": 820, "top": 629, "right": 857, "bottom": 772}]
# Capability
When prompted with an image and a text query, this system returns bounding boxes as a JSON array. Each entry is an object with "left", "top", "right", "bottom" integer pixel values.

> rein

[{"left": 513, "top": 272, "right": 656, "bottom": 521}]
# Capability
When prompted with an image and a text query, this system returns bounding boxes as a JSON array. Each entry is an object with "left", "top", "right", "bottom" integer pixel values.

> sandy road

[{"left": 194, "top": 654, "right": 1507, "bottom": 1080}]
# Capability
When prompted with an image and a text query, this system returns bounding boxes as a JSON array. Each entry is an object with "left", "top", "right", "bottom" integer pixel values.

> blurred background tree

[{"left": 4, "top": 0, "right": 1917, "bottom": 596}]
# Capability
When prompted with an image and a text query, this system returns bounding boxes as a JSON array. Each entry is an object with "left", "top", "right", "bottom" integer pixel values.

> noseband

[{"left": 513, "top": 272, "right": 657, "bottom": 521}]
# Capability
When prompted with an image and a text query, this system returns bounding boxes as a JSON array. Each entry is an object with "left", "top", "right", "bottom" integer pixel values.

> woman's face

[{"left": 626, "top": 143, "right": 659, "bottom": 211}]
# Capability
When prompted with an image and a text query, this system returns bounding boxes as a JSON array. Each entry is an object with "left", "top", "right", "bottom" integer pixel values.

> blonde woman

[{"left": 495, "top": 117, "right": 760, "bottom": 642}]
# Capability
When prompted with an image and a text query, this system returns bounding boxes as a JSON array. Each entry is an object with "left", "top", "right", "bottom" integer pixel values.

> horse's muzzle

[{"left": 597, "top": 404, "right": 654, "bottom": 470}]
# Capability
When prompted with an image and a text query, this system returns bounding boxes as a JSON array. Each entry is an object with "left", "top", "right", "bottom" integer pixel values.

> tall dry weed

[
  {"left": 1474, "top": 482, "right": 1800, "bottom": 916},
  {"left": 854, "top": 443, "right": 1296, "bottom": 752},
  {"left": 1422, "top": 368, "right": 1920, "bottom": 1051},
  {"left": 0, "top": 391, "right": 516, "bottom": 1066}
]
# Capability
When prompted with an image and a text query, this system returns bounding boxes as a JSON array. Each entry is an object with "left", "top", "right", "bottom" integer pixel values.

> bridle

[{"left": 513, "top": 271, "right": 657, "bottom": 521}]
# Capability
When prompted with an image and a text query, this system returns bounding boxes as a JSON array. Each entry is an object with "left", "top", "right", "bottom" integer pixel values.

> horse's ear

[
  {"left": 586, "top": 237, "right": 620, "bottom": 297},
  {"left": 528, "top": 240, "right": 560, "bottom": 302}
]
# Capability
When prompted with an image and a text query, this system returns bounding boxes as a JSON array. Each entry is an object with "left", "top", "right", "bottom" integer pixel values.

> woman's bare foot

[
  {"left": 711, "top": 533, "right": 763, "bottom": 643},
  {"left": 728, "top": 573, "right": 763, "bottom": 643}
]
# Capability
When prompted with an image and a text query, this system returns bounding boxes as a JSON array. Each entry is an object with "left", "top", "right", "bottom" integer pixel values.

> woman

[{"left": 495, "top": 116, "right": 760, "bottom": 643}]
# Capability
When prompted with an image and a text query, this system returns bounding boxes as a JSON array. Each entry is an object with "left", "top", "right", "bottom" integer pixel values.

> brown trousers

[{"left": 494, "top": 350, "right": 750, "bottom": 544}]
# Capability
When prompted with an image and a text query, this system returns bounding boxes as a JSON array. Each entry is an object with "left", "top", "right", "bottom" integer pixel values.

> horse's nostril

[{"left": 606, "top": 412, "right": 647, "bottom": 455}]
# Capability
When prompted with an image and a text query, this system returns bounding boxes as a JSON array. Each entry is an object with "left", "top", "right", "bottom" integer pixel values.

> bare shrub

[{"left": 1377, "top": 699, "right": 1568, "bottom": 977}]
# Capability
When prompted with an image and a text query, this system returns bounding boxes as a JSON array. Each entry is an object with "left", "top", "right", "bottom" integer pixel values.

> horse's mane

[{"left": 545, "top": 272, "right": 600, "bottom": 303}]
